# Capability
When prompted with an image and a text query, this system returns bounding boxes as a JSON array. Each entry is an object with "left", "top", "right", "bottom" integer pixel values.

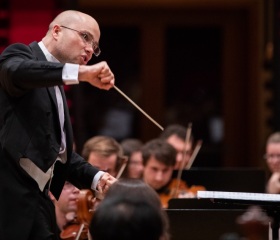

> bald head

[
  {"left": 42, "top": 10, "right": 101, "bottom": 64},
  {"left": 47, "top": 10, "right": 100, "bottom": 38}
]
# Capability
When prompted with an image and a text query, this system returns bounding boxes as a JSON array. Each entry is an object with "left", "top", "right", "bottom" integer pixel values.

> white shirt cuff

[
  {"left": 91, "top": 171, "right": 105, "bottom": 190},
  {"left": 62, "top": 63, "right": 79, "bottom": 85}
]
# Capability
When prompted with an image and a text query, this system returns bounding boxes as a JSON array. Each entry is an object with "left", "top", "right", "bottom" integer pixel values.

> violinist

[
  {"left": 142, "top": 138, "right": 194, "bottom": 208},
  {"left": 264, "top": 132, "right": 280, "bottom": 194},
  {"left": 82, "top": 135, "right": 128, "bottom": 210},
  {"left": 82, "top": 135, "right": 125, "bottom": 178},
  {"left": 160, "top": 124, "right": 193, "bottom": 170},
  {"left": 120, "top": 138, "right": 144, "bottom": 179},
  {"left": 142, "top": 138, "right": 176, "bottom": 207},
  {"left": 49, "top": 182, "right": 80, "bottom": 236},
  {"left": 142, "top": 138, "right": 176, "bottom": 192},
  {"left": 90, "top": 179, "right": 170, "bottom": 240}
]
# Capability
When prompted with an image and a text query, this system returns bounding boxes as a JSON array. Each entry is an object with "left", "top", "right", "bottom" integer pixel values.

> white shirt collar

[{"left": 38, "top": 41, "right": 60, "bottom": 63}]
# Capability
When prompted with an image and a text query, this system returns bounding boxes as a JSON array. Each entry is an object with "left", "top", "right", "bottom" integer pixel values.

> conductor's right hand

[{"left": 78, "top": 61, "right": 115, "bottom": 90}]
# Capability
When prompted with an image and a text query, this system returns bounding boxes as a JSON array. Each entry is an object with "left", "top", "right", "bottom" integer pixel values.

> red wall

[{"left": 9, "top": 0, "right": 56, "bottom": 44}]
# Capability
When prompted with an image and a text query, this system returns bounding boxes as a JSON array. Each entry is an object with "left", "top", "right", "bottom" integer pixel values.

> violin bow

[
  {"left": 173, "top": 122, "right": 192, "bottom": 197},
  {"left": 113, "top": 85, "right": 164, "bottom": 131},
  {"left": 185, "top": 140, "right": 203, "bottom": 170},
  {"left": 75, "top": 223, "right": 85, "bottom": 240},
  {"left": 116, "top": 156, "right": 128, "bottom": 179}
]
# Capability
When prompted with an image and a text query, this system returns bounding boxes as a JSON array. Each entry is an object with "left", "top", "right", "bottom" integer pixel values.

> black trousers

[
  {"left": 0, "top": 148, "right": 60, "bottom": 240},
  {"left": 28, "top": 189, "right": 60, "bottom": 240}
]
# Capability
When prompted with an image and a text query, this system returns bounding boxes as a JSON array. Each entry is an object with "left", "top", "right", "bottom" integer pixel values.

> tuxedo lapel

[
  {"left": 29, "top": 41, "right": 73, "bottom": 161},
  {"left": 59, "top": 86, "right": 73, "bottom": 154},
  {"left": 29, "top": 42, "right": 59, "bottom": 110},
  {"left": 29, "top": 41, "right": 47, "bottom": 61}
]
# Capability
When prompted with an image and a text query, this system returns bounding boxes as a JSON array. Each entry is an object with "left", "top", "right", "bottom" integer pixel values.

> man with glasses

[
  {"left": 264, "top": 132, "right": 280, "bottom": 194},
  {"left": 0, "top": 10, "right": 116, "bottom": 240}
]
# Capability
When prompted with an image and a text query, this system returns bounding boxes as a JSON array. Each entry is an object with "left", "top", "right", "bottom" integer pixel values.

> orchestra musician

[
  {"left": 141, "top": 138, "right": 201, "bottom": 208},
  {"left": 120, "top": 138, "right": 144, "bottom": 179},
  {"left": 82, "top": 135, "right": 126, "bottom": 178},
  {"left": 159, "top": 124, "right": 193, "bottom": 170},
  {"left": 60, "top": 179, "right": 170, "bottom": 240},
  {"left": 90, "top": 178, "right": 170, "bottom": 240},
  {"left": 48, "top": 182, "right": 80, "bottom": 237},
  {"left": 264, "top": 132, "right": 280, "bottom": 194}
]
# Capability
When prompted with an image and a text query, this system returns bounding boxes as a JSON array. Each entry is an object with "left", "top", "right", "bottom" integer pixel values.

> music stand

[
  {"left": 172, "top": 168, "right": 266, "bottom": 193},
  {"left": 198, "top": 191, "right": 280, "bottom": 240}
]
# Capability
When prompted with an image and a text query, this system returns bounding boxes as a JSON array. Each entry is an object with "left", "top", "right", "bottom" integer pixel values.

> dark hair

[
  {"left": 121, "top": 138, "right": 143, "bottom": 156},
  {"left": 105, "top": 179, "right": 162, "bottom": 209},
  {"left": 160, "top": 124, "right": 194, "bottom": 144},
  {"left": 120, "top": 138, "right": 143, "bottom": 178},
  {"left": 159, "top": 124, "right": 187, "bottom": 140},
  {"left": 141, "top": 138, "right": 176, "bottom": 167},
  {"left": 90, "top": 179, "right": 170, "bottom": 240},
  {"left": 90, "top": 198, "right": 164, "bottom": 240}
]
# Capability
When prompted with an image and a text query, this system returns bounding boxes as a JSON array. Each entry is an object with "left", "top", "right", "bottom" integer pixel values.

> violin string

[{"left": 113, "top": 85, "right": 164, "bottom": 131}]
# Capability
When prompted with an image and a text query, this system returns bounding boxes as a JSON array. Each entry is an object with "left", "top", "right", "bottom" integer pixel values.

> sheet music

[{"left": 197, "top": 191, "right": 280, "bottom": 202}]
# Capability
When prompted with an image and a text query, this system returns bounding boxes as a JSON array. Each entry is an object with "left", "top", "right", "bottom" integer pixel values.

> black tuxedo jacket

[{"left": 0, "top": 42, "right": 99, "bottom": 239}]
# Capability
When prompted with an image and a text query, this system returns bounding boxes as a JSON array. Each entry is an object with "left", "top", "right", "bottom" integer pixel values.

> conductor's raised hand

[{"left": 78, "top": 61, "right": 115, "bottom": 90}]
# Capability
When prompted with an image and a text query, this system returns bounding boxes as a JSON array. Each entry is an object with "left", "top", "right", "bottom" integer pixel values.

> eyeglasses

[
  {"left": 60, "top": 25, "right": 101, "bottom": 57},
  {"left": 263, "top": 154, "right": 280, "bottom": 160}
]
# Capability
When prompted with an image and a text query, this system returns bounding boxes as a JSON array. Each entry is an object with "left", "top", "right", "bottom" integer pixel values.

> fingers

[
  {"left": 97, "top": 173, "right": 117, "bottom": 194},
  {"left": 97, "top": 66, "right": 115, "bottom": 88},
  {"left": 78, "top": 62, "right": 115, "bottom": 90},
  {"left": 97, "top": 75, "right": 115, "bottom": 90},
  {"left": 107, "top": 177, "right": 117, "bottom": 186},
  {"left": 99, "top": 172, "right": 110, "bottom": 187}
]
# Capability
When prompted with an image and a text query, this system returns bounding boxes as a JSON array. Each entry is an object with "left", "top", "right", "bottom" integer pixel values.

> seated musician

[
  {"left": 264, "top": 132, "right": 280, "bottom": 194},
  {"left": 90, "top": 178, "right": 170, "bottom": 240},
  {"left": 159, "top": 124, "right": 193, "bottom": 170},
  {"left": 82, "top": 135, "right": 125, "bottom": 178},
  {"left": 120, "top": 138, "right": 144, "bottom": 179},
  {"left": 141, "top": 138, "right": 196, "bottom": 208},
  {"left": 49, "top": 181, "right": 80, "bottom": 236}
]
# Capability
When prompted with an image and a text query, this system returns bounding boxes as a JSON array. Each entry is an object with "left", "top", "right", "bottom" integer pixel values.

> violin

[
  {"left": 159, "top": 178, "right": 205, "bottom": 208},
  {"left": 60, "top": 189, "right": 95, "bottom": 240},
  {"left": 158, "top": 123, "right": 205, "bottom": 208}
]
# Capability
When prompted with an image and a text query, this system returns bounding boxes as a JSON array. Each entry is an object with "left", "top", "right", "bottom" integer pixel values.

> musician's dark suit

[{"left": 0, "top": 42, "right": 99, "bottom": 239}]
